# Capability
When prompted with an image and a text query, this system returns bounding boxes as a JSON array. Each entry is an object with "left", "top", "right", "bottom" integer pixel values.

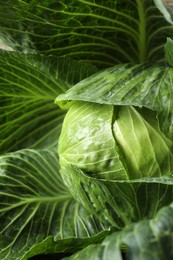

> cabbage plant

[
  {"left": 1, "top": 1, "right": 173, "bottom": 260},
  {"left": 55, "top": 61, "right": 173, "bottom": 227}
]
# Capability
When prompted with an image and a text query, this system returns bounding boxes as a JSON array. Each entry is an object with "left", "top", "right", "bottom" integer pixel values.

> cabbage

[
  {"left": 58, "top": 102, "right": 173, "bottom": 180},
  {"left": 56, "top": 63, "right": 173, "bottom": 227}
]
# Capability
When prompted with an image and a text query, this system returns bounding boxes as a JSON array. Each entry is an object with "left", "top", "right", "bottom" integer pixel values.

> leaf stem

[{"left": 136, "top": 0, "right": 147, "bottom": 62}]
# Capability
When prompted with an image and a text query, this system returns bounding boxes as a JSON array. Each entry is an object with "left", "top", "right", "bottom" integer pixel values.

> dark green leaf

[
  {"left": 63, "top": 202, "right": 173, "bottom": 260},
  {"left": 0, "top": 149, "right": 110, "bottom": 260},
  {"left": 1, "top": 0, "right": 173, "bottom": 67},
  {"left": 0, "top": 52, "right": 97, "bottom": 153}
]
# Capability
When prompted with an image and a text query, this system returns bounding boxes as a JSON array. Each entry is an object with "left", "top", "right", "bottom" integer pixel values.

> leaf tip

[{"left": 54, "top": 95, "right": 75, "bottom": 110}]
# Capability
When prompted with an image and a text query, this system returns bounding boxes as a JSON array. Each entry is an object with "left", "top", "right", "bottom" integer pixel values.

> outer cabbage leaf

[
  {"left": 56, "top": 63, "right": 173, "bottom": 139},
  {"left": 0, "top": 51, "right": 97, "bottom": 153},
  {"left": 0, "top": 0, "right": 173, "bottom": 67},
  {"left": 60, "top": 164, "right": 173, "bottom": 230},
  {"left": 63, "top": 202, "right": 173, "bottom": 260},
  {"left": 0, "top": 149, "right": 111, "bottom": 260}
]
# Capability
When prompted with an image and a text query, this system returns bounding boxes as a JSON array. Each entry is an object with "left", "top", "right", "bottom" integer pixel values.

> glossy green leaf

[
  {"left": 56, "top": 63, "right": 173, "bottom": 139},
  {"left": 0, "top": 149, "right": 111, "bottom": 260},
  {"left": 60, "top": 164, "right": 173, "bottom": 228},
  {"left": 55, "top": 63, "right": 170, "bottom": 109},
  {"left": 0, "top": 51, "right": 97, "bottom": 153},
  {"left": 63, "top": 202, "right": 173, "bottom": 260},
  {"left": 0, "top": 0, "right": 173, "bottom": 67}
]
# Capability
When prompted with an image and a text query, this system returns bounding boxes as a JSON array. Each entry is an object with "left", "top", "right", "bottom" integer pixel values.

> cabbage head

[{"left": 58, "top": 102, "right": 173, "bottom": 180}]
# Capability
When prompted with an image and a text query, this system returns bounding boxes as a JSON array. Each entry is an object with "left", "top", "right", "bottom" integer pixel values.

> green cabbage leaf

[
  {"left": 64, "top": 202, "right": 173, "bottom": 260},
  {"left": 1, "top": 0, "right": 173, "bottom": 67},
  {"left": 0, "top": 149, "right": 110, "bottom": 260}
]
